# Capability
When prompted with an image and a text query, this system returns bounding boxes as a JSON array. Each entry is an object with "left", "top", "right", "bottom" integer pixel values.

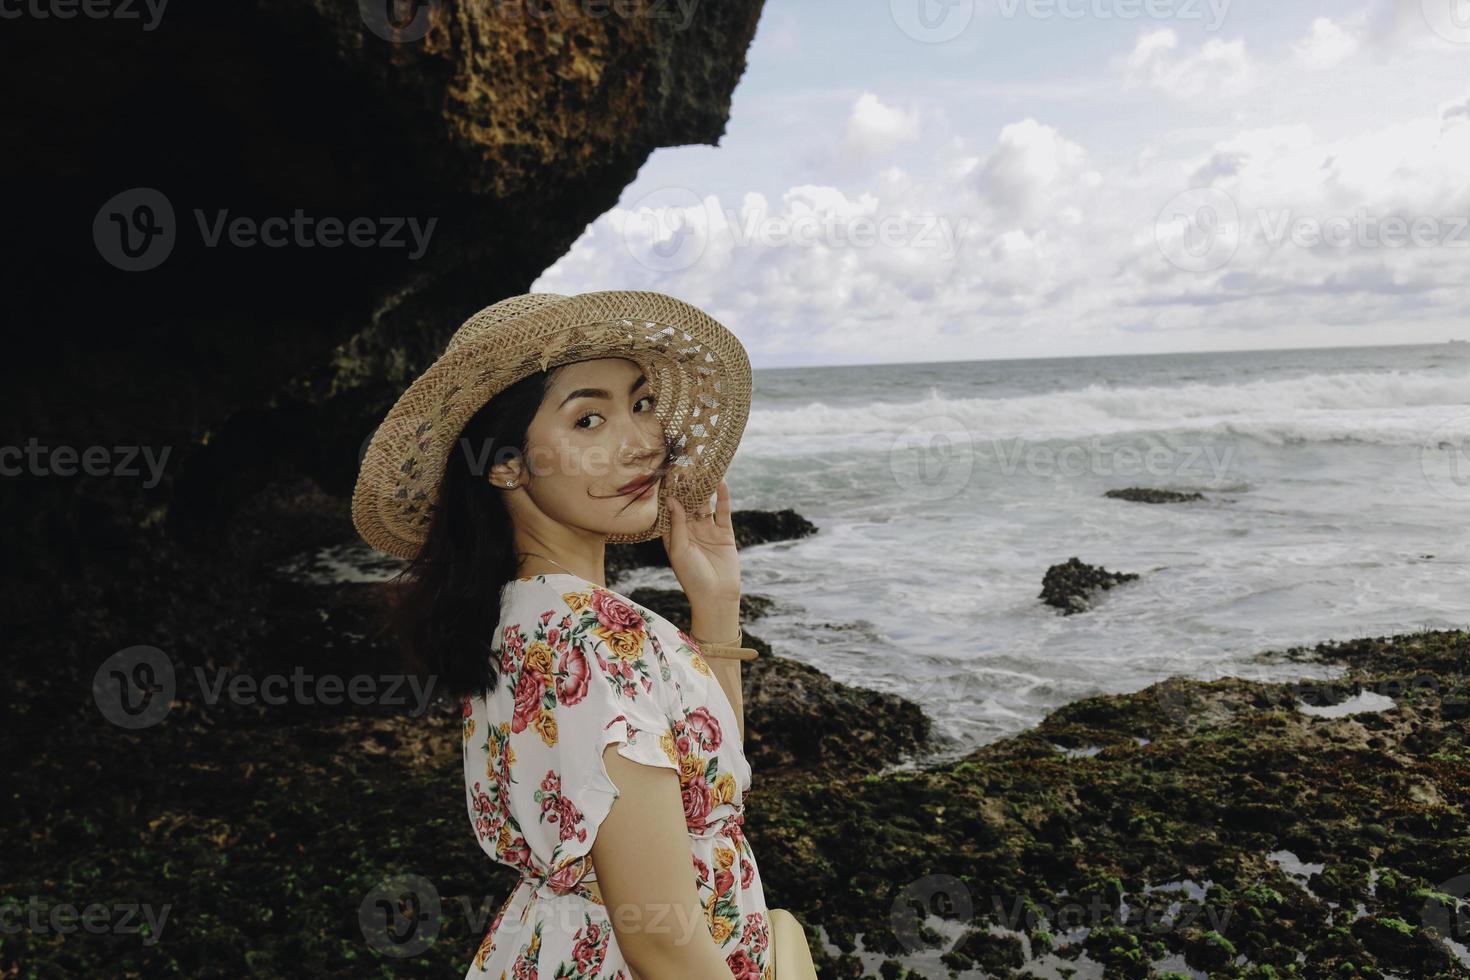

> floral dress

[{"left": 461, "top": 572, "right": 772, "bottom": 980}]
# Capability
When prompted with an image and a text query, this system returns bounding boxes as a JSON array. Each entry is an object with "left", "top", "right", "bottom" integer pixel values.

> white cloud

[
  {"left": 534, "top": 10, "right": 1470, "bottom": 363},
  {"left": 1120, "top": 28, "right": 1256, "bottom": 101},
  {"left": 1292, "top": 16, "right": 1363, "bottom": 71},
  {"left": 1443, "top": 93, "right": 1470, "bottom": 127},
  {"left": 973, "top": 118, "right": 1098, "bottom": 226},
  {"left": 841, "top": 93, "right": 922, "bottom": 160}
]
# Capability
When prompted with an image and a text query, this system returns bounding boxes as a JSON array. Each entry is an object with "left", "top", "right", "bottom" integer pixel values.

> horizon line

[{"left": 751, "top": 338, "right": 1466, "bottom": 372}]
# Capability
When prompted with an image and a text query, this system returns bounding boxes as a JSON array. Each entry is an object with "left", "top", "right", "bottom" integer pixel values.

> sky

[{"left": 532, "top": 0, "right": 1470, "bottom": 367}]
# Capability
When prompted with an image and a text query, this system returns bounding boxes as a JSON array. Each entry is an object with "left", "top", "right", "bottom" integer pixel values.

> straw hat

[{"left": 351, "top": 290, "right": 752, "bottom": 561}]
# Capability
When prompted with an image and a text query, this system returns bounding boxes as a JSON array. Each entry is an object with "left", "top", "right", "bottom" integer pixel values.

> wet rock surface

[
  {"left": 1040, "top": 556, "right": 1143, "bottom": 615},
  {"left": 5, "top": 473, "right": 1466, "bottom": 977},
  {"left": 778, "top": 629, "right": 1470, "bottom": 979},
  {"left": 1105, "top": 487, "right": 1208, "bottom": 504}
]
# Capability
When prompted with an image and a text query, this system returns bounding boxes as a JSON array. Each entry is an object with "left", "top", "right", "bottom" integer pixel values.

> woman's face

[{"left": 501, "top": 357, "right": 668, "bottom": 537}]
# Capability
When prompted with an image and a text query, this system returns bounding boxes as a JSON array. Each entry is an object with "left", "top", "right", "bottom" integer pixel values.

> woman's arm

[
  {"left": 591, "top": 744, "right": 734, "bottom": 980},
  {"left": 708, "top": 658, "right": 744, "bottom": 745},
  {"left": 690, "top": 601, "right": 744, "bottom": 745}
]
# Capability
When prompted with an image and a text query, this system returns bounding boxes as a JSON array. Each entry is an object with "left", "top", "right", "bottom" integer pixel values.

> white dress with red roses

[{"left": 461, "top": 572, "right": 773, "bottom": 980}]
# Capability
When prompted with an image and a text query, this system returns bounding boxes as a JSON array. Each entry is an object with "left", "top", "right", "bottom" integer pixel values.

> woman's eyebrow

[{"left": 557, "top": 373, "right": 647, "bottom": 409}]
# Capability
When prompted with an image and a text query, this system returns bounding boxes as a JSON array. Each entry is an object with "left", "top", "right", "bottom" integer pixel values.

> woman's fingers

[
  {"left": 664, "top": 493, "right": 688, "bottom": 555},
  {"left": 713, "top": 478, "right": 731, "bottom": 529}
]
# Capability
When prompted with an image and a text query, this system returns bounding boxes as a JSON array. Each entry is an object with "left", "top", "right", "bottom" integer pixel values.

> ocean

[{"left": 612, "top": 341, "right": 1470, "bottom": 760}]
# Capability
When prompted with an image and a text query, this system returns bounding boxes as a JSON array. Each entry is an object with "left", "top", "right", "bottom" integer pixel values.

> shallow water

[{"left": 669, "top": 341, "right": 1470, "bottom": 754}]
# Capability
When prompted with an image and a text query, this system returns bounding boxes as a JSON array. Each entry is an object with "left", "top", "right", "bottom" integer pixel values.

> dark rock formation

[
  {"left": 3, "top": 0, "right": 766, "bottom": 584},
  {"left": 1104, "top": 487, "right": 1207, "bottom": 504},
  {"left": 607, "top": 507, "right": 819, "bottom": 580},
  {"left": 766, "top": 628, "right": 1470, "bottom": 978},
  {"left": 626, "top": 586, "right": 933, "bottom": 780},
  {"left": 1039, "top": 556, "right": 1141, "bottom": 614}
]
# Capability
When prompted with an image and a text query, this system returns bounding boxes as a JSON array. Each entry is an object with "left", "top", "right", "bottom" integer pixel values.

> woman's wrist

[{"left": 689, "top": 601, "right": 740, "bottom": 649}]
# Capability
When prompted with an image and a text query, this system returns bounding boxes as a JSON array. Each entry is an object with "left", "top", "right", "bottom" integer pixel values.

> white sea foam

[{"left": 744, "top": 369, "right": 1470, "bottom": 447}]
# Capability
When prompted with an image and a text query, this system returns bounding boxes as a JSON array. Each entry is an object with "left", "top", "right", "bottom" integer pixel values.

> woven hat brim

[{"left": 352, "top": 290, "right": 751, "bottom": 561}]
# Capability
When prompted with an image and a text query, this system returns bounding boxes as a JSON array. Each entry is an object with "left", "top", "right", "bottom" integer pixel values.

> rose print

[
  {"left": 510, "top": 671, "right": 543, "bottom": 735},
  {"left": 726, "top": 947, "right": 763, "bottom": 980},
  {"left": 534, "top": 770, "right": 588, "bottom": 846},
  {"left": 675, "top": 628, "right": 715, "bottom": 677},
  {"left": 680, "top": 770, "right": 714, "bottom": 832},
  {"left": 547, "top": 855, "right": 590, "bottom": 895},
  {"left": 500, "top": 831, "right": 531, "bottom": 868},
  {"left": 469, "top": 781, "right": 495, "bottom": 840},
  {"left": 713, "top": 846, "right": 737, "bottom": 898},
  {"left": 464, "top": 585, "right": 766, "bottom": 979},
  {"left": 509, "top": 924, "right": 542, "bottom": 980},
  {"left": 587, "top": 591, "right": 650, "bottom": 661},
  {"left": 557, "top": 643, "right": 591, "bottom": 707},
  {"left": 588, "top": 590, "right": 644, "bottom": 633},
  {"left": 532, "top": 709, "right": 557, "bottom": 747},
  {"left": 473, "top": 928, "right": 494, "bottom": 970},
  {"left": 524, "top": 640, "right": 555, "bottom": 678},
  {"left": 684, "top": 706, "right": 723, "bottom": 752},
  {"left": 500, "top": 626, "right": 526, "bottom": 671},
  {"left": 568, "top": 913, "right": 612, "bottom": 976},
  {"left": 741, "top": 911, "right": 770, "bottom": 955}
]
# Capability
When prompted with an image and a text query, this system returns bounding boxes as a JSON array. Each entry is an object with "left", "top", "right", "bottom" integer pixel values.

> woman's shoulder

[
  {"left": 505, "top": 574, "right": 672, "bottom": 635},
  {"left": 497, "top": 574, "right": 681, "bottom": 669}
]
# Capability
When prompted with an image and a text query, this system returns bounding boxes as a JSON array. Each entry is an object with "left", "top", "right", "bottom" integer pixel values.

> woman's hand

[{"left": 660, "top": 478, "right": 741, "bottom": 606}]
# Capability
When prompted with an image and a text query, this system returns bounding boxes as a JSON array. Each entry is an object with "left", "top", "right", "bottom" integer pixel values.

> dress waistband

[
  {"left": 516, "top": 809, "right": 744, "bottom": 918},
  {"left": 516, "top": 866, "right": 604, "bottom": 917}
]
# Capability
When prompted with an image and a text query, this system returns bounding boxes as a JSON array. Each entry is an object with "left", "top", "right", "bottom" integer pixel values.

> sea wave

[{"left": 743, "top": 369, "right": 1470, "bottom": 447}]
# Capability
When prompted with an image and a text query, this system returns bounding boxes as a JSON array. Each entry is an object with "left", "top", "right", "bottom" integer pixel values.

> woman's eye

[{"left": 576, "top": 396, "right": 655, "bottom": 429}]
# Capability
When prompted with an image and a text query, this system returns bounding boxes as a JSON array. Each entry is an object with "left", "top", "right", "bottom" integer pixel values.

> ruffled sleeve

[{"left": 471, "top": 578, "right": 683, "bottom": 895}]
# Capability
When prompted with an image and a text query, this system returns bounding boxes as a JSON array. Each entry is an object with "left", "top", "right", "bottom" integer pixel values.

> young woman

[{"left": 352, "top": 291, "right": 773, "bottom": 980}]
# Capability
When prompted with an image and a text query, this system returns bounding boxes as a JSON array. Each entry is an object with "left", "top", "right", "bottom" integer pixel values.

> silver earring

[{"left": 505, "top": 481, "right": 515, "bottom": 488}]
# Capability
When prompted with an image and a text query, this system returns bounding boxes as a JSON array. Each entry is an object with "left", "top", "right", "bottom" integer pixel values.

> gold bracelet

[{"left": 692, "top": 627, "right": 760, "bottom": 662}]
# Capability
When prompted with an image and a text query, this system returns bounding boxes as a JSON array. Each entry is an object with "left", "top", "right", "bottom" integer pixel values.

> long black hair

[{"left": 386, "top": 370, "right": 551, "bottom": 702}]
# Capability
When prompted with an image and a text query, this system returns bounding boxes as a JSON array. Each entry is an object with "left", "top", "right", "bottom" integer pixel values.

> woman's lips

[{"left": 627, "top": 476, "right": 659, "bottom": 498}]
